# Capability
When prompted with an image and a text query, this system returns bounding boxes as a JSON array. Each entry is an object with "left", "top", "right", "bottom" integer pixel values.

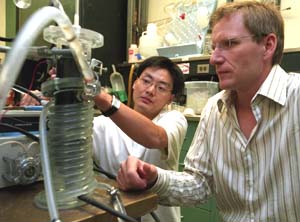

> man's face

[
  {"left": 132, "top": 67, "right": 174, "bottom": 119},
  {"left": 209, "top": 12, "right": 267, "bottom": 94}
]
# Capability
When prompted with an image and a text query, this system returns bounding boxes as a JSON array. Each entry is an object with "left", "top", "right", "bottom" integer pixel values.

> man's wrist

[
  {"left": 148, "top": 167, "right": 167, "bottom": 194},
  {"left": 101, "top": 95, "right": 121, "bottom": 117}
]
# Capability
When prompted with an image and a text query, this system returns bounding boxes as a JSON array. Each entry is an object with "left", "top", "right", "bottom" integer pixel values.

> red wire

[{"left": 28, "top": 59, "right": 47, "bottom": 90}]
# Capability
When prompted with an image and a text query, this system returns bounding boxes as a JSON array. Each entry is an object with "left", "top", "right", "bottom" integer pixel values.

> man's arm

[
  {"left": 117, "top": 155, "right": 212, "bottom": 207},
  {"left": 94, "top": 92, "right": 169, "bottom": 149}
]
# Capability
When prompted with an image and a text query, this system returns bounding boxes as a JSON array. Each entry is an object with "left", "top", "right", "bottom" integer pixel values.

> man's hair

[
  {"left": 136, "top": 56, "right": 184, "bottom": 97},
  {"left": 209, "top": 1, "right": 284, "bottom": 65}
]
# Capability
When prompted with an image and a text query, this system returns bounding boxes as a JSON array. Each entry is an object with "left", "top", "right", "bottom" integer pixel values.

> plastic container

[
  {"left": 128, "top": 44, "right": 139, "bottom": 63},
  {"left": 110, "top": 65, "right": 128, "bottom": 102},
  {"left": 139, "top": 23, "right": 162, "bottom": 59},
  {"left": 185, "top": 81, "right": 219, "bottom": 115}
]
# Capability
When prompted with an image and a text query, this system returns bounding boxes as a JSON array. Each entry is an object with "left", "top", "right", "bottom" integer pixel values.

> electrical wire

[
  {"left": 93, "top": 162, "right": 161, "bottom": 222},
  {"left": 0, "top": 123, "right": 39, "bottom": 142},
  {"left": 28, "top": 59, "right": 48, "bottom": 90},
  {"left": 12, "top": 84, "right": 42, "bottom": 104},
  {"left": 150, "top": 212, "right": 161, "bottom": 222},
  {"left": 78, "top": 194, "right": 138, "bottom": 222},
  {"left": 0, "top": 36, "right": 14, "bottom": 42},
  {"left": 93, "top": 161, "right": 117, "bottom": 180}
]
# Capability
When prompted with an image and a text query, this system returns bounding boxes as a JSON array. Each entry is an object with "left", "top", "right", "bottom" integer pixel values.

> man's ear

[
  {"left": 167, "top": 94, "right": 175, "bottom": 105},
  {"left": 263, "top": 33, "right": 277, "bottom": 58}
]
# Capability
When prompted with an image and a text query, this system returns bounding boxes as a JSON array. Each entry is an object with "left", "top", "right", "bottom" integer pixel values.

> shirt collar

[
  {"left": 217, "top": 90, "right": 234, "bottom": 113},
  {"left": 255, "top": 64, "right": 288, "bottom": 106}
]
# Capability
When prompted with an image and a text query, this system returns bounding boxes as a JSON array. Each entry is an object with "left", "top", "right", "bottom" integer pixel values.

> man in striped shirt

[{"left": 117, "top": 1, "right": 300, "bottom": 221}]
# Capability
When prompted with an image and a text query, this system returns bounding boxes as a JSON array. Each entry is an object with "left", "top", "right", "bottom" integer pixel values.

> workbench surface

[{"left": 0, "top": 176, "right": 158, "bottom": 222}]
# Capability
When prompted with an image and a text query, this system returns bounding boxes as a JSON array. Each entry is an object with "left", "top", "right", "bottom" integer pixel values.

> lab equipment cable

[
  {"left": 96, "top": 181, "right": 128, "bottom": 222},
  {"left": 93, "top": 163, "right": 160, "bottom": 222},
  {"left": 1, "top": 106, "right": 40, "bottom": 124},
  {"left": 93, "top": 162, "right": 161, "bottom": 222},
  {"left": 12, "top": 84, "right": 42, "bottom": 105},
  {"left": 93, "top": 161, "right": 117, "bottom": 180},
  {"left": 108, "top": 187, "right": 128, "bottom": 222},
  {"left": 28, "top": 59, "right": 48, "bottom": 90},
  {"left": 150, "top": 212, "right": 161, "bottom": 222},
  {"left": 0, "top": 123, "right": 39, "bottom": 142},
  {"left": 0, "top": 36, "right": 14, "bottom": 42},
  {"left": 0, "top": 5, "right": 99, "bottom": 112},
  {"left": 0, "top": 45, "right": 72, "bottom": 58},
  {"left": 78, "top": 194, "right": 138, "bottom": 222},
  {"left": 0, "top": 4, "right": 99, "bottom": 222}
]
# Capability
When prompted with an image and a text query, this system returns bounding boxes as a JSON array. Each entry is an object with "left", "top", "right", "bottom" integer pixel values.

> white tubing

[
  {"left": 39, "top": 101, "right": 59, "bottom": 221},
  {"left": 0, "top": 5, "right": 95, "bottom": 221}
]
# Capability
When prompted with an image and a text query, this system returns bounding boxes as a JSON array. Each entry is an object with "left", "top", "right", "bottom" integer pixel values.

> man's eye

[
  {"left": 157, "top": 86, "right": 167, "bottom": 92},
  {"left": 222, "top": 40, "right": 232, "bottom": 49},
  {"left": 229, "top": 40, "right": 239, "bottom": 47},
  {"left": 142, "top": 78, "right": 151, "bottom": 84}
]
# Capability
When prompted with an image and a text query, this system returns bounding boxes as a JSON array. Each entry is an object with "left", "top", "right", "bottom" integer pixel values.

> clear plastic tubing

[
  {"left": 36, "top": 99, "right": 96, "bottom": 209},
  {"left": 39, "top": 101, "right": 59, "bottom": 220},
  {"left": 0, "top": 6, "right": 96, "bottom": 222},
  {"left": 0, "top": 6, "right": 95, "bottom": 112}
]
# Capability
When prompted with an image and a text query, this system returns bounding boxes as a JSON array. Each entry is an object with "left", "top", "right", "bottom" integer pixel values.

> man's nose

[
  {"left": 209, "top": 49, "right": 224, "bottom": 65},
  {"left": 146, "top": 83, "right": 156, "bottom": 94}
]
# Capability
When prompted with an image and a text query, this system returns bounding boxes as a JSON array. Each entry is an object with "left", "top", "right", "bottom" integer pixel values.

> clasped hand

[{"left": 117, "top": 155, "right": 158, "bottom": 191}]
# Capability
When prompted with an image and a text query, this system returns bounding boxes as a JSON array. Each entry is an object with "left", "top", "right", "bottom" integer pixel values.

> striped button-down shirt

[{"left": 151, "top": 65, "right": 300, "bottom": 222}]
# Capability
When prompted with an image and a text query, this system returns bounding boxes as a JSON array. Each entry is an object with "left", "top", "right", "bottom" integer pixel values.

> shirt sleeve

[
  {"left": 155, "top": 110, "right": 188, "bottom": 170},
  {"left": 150, "top": 166, "right": 212, "bottom": 207},
  {"left": 150, "top": 110, "right": 213, "bottom": 207}
]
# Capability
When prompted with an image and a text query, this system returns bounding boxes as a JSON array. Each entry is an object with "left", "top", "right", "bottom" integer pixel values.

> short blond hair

[{"left": 209, "top": 1, "right": 284, "bottom": 65}]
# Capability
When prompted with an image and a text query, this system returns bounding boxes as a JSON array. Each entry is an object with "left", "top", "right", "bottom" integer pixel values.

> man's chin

[{"left": 218, "top": 80, "right": 233, "bottom": 90}]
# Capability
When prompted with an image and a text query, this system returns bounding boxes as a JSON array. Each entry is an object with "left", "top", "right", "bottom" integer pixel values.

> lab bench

[
  {"left": 180, "top": 117, "right": 220, "bottom": 222},
  {"left": 0, "top": 175, "right": 158, "bottom": 222}
]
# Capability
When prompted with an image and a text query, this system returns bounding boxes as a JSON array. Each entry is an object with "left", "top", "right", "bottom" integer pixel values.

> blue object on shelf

[{"left": 24, "top": 106, "right": 43, "bottom": 111}]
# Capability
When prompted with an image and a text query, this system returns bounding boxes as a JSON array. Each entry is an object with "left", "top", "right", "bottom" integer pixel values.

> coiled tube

[{"left": 35, "top": 100, "right": 96, "bottom": 209}]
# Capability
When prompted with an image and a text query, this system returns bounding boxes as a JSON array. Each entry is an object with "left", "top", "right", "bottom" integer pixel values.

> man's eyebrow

[
  {"left": 141, "top": 72, "right": 172, "bottom": 87},
  {"left": 141, "top": 73, "right": 153, "bottom": 79}
]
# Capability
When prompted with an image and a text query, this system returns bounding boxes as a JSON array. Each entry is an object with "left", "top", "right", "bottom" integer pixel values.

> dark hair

[
  {"left": 135, "top": 56, "right": 184, "bottom": 97},
  {"left": 209, "top": 1, "right": 284, "bottom": 65}
]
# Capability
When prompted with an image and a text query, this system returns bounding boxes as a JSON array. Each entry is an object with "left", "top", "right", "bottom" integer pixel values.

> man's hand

[{"left": 117, "top": 156, "right": 158, "bottom": 191}]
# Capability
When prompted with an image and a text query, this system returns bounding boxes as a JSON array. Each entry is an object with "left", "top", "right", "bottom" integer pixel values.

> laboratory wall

[
  {"left": 0, "top": 0, "right": 5, "bottom": 61},
  {"left": 147, "top": 0, "right": 300, "bottom": 50},
  {"left": 79, "top": 0, "right": 128, "bottom": 69},
  {"left": 281, "top": 0, "right": 300, "bottom": 49}
]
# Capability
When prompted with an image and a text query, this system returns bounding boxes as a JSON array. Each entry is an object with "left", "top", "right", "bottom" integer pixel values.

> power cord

[
  {"left": 0, "top": 36, "right": 14, "bottom": 42},
  {"left": 78, "top": 194, "right": 138, "bottom": 222},
  {"left": 93, "top": 161, "right": 161, "bottom": 222},
  {"left": 12, "top": 84, "right": 42, "bottom": 105},
  {"left": 0, "top": 123, "right": 39, "bottom": 142},
  {"left": 93, "top": 161, "right": 117, "bottom": 180}
]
